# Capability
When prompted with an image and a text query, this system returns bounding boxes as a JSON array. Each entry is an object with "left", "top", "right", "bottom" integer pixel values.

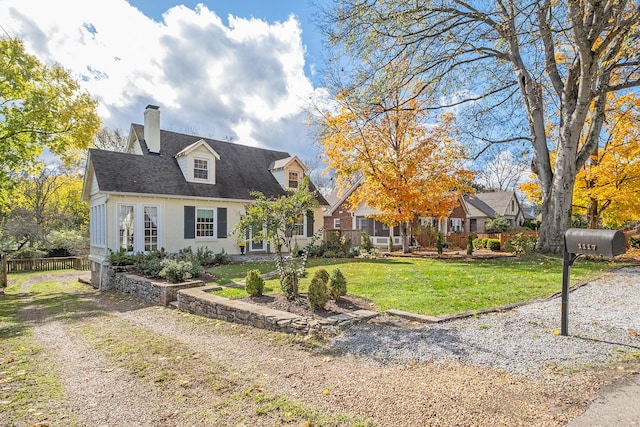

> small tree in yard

[
  {"left": 466, "top": 234, "right": 474, "bottom": 256},
  {"left": 234, "top": 177, "right": 319, "bottom": 300},
  {"left": 329, "top": 268, "right": 347, "bottom": 302},
  {"left": 245, "top": 269, "right": 265, "bottom": 297},
  {"left": 308, "top": 270, "right": 329, "bottom": 311}
]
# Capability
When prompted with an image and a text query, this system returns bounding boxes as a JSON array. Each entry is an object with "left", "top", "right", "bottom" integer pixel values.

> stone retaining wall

[
  {"left": 105, "top": 267, "right": 203, "bottom": 306},
  {"left": 102, "top": 268, "right": 379, "bottom": 333},
  {"left": 178, "top": 285, "right": 378, "bottom": 334}
]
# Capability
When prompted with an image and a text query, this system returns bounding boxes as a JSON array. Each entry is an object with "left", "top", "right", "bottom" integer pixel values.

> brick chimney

[{"left": 143, "top": 104, "right": 160, "bottom": 154}]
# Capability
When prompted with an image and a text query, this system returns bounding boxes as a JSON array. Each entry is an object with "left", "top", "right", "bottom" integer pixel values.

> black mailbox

[
  {"left": 564, "top": 228, "right": 627, "bottom": 257},
  {"left": 561, "top": 228, "right": 626, "bottom": 336}
]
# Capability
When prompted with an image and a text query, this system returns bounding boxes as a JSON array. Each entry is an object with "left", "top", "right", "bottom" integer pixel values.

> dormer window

[
  {"left": 288, "top": 171, "right": 299, "bottom": 189},
  {"left": 175, "top": 139, "right": 220, "bottom": 184},
  {"left": 194, "top": 158, "right": 209, "bottom": 180}
]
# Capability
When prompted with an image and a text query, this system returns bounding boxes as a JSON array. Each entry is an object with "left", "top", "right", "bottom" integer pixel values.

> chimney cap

[{"left": 145, "top": 104, "right": 160, "bottom": 110}]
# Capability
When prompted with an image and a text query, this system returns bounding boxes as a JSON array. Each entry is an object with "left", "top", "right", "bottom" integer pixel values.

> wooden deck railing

[{"left": 4, "top": 256, "right": 90, "bottom": 273}]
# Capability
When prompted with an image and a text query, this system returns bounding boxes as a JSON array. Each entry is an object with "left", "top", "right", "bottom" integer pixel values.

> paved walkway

[{"left": 569, "top": 373, "right": 640, "bottom": 426}]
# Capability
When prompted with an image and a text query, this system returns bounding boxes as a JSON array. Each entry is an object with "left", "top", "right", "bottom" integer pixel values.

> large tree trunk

[{"left": 400, "top": 221, "right": 410, "bottom": 253}]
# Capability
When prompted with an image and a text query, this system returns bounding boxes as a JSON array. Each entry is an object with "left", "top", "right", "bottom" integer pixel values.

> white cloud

[{"left": 0, "top": 0, "right": 326, "bottom": 156}]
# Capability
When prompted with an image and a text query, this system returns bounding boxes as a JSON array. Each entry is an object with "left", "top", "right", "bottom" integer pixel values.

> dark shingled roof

[
  {"left": 89, "top": 124, "right": 328, "bottom": 204},
  {"left": 463, "top": 194, "right": 497, "bottom": 217}
]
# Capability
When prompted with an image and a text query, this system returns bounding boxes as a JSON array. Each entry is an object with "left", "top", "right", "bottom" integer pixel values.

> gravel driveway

[{"left": 3, "top": 266, "right": 640, "bottom": 426}]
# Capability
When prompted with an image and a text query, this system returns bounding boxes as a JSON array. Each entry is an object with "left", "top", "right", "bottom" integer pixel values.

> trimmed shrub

[
  {"left": 245, "top": 269, "right": 265, "bottom": 297},
  {"left": 629, "top": 235, "right": 640, "bottom": 249},
  {"left": 314, "top": 268, "right": 330, "bottom": 285},
  {"left": 308, "top": 275, "right": 329, "bottom": 311},
  {"left": 280, "top": 270, "right": 297, "bottom": 300},
  {"left": 159, "top": 259, "right": 203, "bottom": 283},
  {"left": 329, "top": 268, "right": 347, "bottom": 301},
  {"left": 466, "top": 234, "right": 474, "bottom": 255},
  {"left": 109, "top": 248, "right": 136, "bottom": 266},
  {"left": 436, "top": 233, "right": 443, "bottom": 255},
  {"left": 487, "top": 239, "right": 501, "bottom": 251},
  {"left": 138, "top": 255, "right": 163, "bottom": 277}
]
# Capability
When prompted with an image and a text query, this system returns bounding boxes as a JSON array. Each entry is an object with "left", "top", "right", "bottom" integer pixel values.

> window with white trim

[
  {"left": 196, "top": 208, "right": 215, "bottom": 237},
  {"left": 193, "top": 158, "right": 209, "bottom": 180},
  {"left": 90, "top": 204, "right": 106, "bottom": 247},
  {"left": 293, "top": 214, "right": 305, "bottom": 236},
  {"left": 288, "top": 171, "right": 299, "bottom": 188},
  {"left": 119, "top": 205, "right": 135, "bottom": 251},
  {"left": 144, "top": 206, "right": 158, "bottom": 251},
  {"left": 357, "top": 217, "right": 368, "bottom": 231},
  {"left": 333, "top": 218, "right": 340, "bottom": 229},
  {"left": 450, "top": 218, "right": 462, "bottom": 232},
  {"left": 115, "top": 204, "right": 161, "bottom": 253}
]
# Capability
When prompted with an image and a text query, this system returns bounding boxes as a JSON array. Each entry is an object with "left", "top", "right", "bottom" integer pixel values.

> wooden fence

[{"left": 3, "top": 256, "right": 90, "bottom": 274}]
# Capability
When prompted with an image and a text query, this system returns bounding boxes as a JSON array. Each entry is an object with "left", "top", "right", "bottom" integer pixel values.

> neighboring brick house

[
  {"left": 324, "top": 184, "right": 528, "bottom": 242},
  {"left": 82, "top": 105, "right": 328, "bottom": 289}
]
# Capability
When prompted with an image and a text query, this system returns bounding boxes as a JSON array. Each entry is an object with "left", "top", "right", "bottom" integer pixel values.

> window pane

[
  {"left": 288, "top": 171, "right": 298, "bottom": 188},
  {"left": 144, "top": 206, "right": 158, "bottom": 251},
  {"left": 119, "top": 205, "right": 134, "bottom": 251},
  {"left": 194, "top": 159, "right": 209, "bottom": 180},
  {"left": 196, "top": 208, "right": 215, "bottom": 237}
]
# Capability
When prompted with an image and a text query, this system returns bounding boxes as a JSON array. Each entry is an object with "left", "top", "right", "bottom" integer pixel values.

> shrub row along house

[
  {"left": 82, "top": 105, "right": 328, "bottom": 288},
  {"left": 323, "top": 181, "right": 533, "bottom": 248}
]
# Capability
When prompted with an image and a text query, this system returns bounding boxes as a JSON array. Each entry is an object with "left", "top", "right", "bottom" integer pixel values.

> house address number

[{"left": 577, "top": 243, "right": 597, "bottom": 251}]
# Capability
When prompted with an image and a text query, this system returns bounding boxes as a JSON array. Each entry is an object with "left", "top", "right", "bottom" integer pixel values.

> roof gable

[
  {"left": 269, "top": 156, "right": 309, "bottom": 172},
  {"left": 175, "top": 139, "right": 220, "bottom": 160}
]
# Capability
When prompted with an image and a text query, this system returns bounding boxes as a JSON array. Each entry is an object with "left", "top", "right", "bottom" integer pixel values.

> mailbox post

[{"left": 561, "top": 228, "right": 626, "bottom": 336}]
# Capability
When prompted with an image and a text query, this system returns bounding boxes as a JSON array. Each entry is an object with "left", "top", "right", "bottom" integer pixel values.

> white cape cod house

[{"left": 82, "top": 105, "right": 328, "bottom": 288}]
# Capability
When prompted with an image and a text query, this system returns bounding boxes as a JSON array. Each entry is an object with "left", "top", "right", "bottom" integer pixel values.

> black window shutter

[
  {"left": 184, "top": 206, "right": 195, "bottom": 239},
  {"left": 306, "top": 210, "right": 314, "bottom": 237},
  {"left": 217, "top": 208, "right": 227, "bottom": 238}
]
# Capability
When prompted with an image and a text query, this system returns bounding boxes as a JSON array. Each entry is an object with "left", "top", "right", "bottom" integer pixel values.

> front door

[{"left": 249, "top": 227, "right": 266, "bottom": 252}]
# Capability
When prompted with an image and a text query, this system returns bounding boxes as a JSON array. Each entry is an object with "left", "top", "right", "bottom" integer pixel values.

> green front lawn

[{"left": 207, "top": 255, "right": 621, "bottom": 316}]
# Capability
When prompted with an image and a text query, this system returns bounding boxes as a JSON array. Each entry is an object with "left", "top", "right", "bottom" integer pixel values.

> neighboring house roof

[
  {"left": 269, "top": 155, "right": 309, "bottom": 172},
  {"left": 324, "top": 180, "right": 362, "bottom": 216},
  {"left": 464, "top": 191, "right": 523, "bottom": 219},
  {"left": 85, "top": 124, "right": 328, "bottom": 204},
  {"left": 464, "top": 194, "right": 497, "bottom": 218}
]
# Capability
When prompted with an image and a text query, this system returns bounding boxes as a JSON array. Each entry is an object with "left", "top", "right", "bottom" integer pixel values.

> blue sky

[{"left": 0, "top": 0, "right": 330, "bottom": 159}]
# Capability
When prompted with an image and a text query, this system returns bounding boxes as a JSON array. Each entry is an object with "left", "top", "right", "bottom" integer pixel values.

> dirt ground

[{"left": 1, "top": 270, "right": 637, "bottom": 426}]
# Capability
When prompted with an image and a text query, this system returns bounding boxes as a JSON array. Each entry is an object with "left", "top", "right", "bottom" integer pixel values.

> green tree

[
  {"left": 233, "top": 177, "right": 319, "bottom": 298},
  {"left": 322, "top": 1, "right": 640, "bottom": 252},
  {"left": 0, "top": 166, "right": 88, "bottom": 256},
  {"left": 0, "top": 38, "right": 100, "bottom": 190}
]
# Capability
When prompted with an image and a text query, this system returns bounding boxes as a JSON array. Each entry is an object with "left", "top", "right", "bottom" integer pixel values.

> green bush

[
  {"left": 485, "top": 215, "right": 511, "bottom": 233},
  {"left": 245, "top": 269, "right": 265, "bottom": 297},
  {"left": 629, "top": 235, "right": 640, "bottom": 249},
  {"left": 487, "top": 239, "right": 501, "bottom": 251},
  {"left": 314, "top": 268, "right": 330, "bottom": 285},
  {"left": 436, "top": 233, "right": 443, "bottom": 255},
  {"left": 109, "top": 248, "right": 137, "bottom": 266},
  {"left": 507, "top": 233, "right": 537, "bottom": 254},
  {"left": 329, "top": 268, "right": 347, "bottom": 301},
  {"left": 466, "top": 234, "right": 474, "bottom": 256},
  {"left": 360, "top": 231, "right": 373, "bottom": 252},
  {"left": 280, "top": 270, "right": 297, "bottom": 300},
  {"left": 137, "top": 254, "right": 163, "bottom": 277},
  {"left": 308, "top": 275, "right": 329, "bottom": 311},
  {"left": 159, "top": 259, "right": 203, "bottom": 283}
]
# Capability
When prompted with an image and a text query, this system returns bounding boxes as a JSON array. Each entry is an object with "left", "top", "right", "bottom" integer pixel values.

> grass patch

[
  {"left": 209, "top": 254, "right": 620, "bottom": 316},
  {"left": 0, "top": 279, "right": 68, "bottom": 426},
  {"left": 208, "top": 262, "right": 276, "bottom": 285}
]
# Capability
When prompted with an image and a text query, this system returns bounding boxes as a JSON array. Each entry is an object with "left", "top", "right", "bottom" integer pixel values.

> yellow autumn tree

[
  {"left": 573, "top": 93, "right": 640, "bottom": 228},
  {"left": 319, "top": 72, "right": 473, "bottom": 252}
]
